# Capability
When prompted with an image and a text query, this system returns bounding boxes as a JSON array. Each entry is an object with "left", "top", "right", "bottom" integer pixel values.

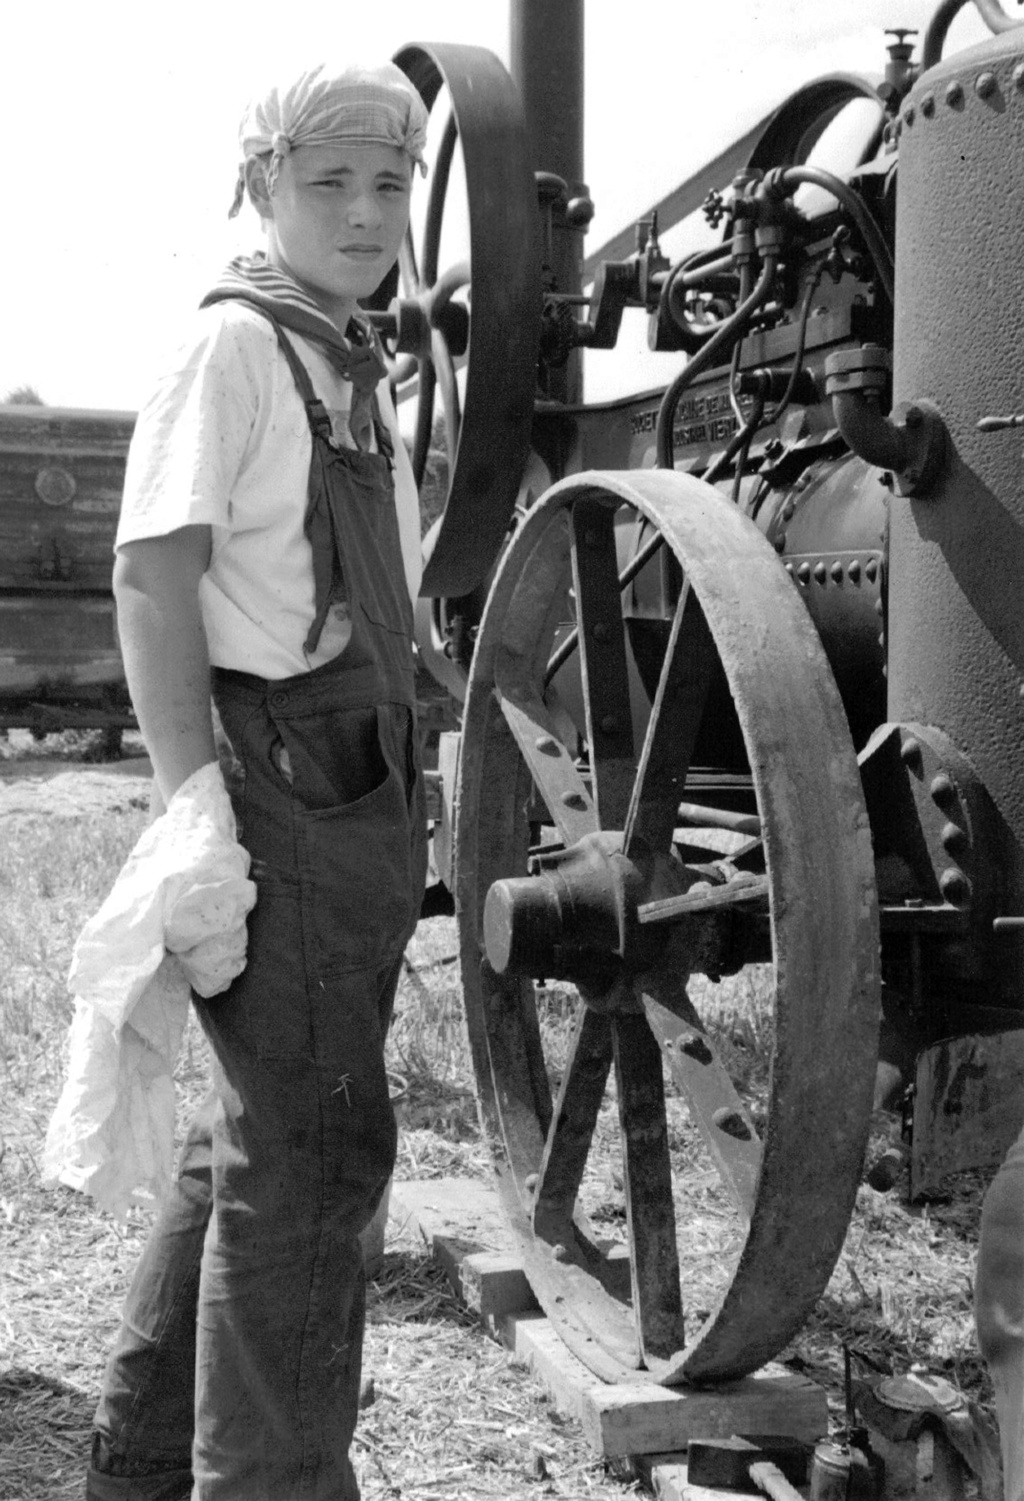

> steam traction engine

[{"left": 390, "top": 0, "right": 1024, "bottom": 1386}]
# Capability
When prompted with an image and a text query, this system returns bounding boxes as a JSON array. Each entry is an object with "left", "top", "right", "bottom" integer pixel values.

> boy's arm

[{"left": 113, "top": 525, "right": 218, "bottom": 806}]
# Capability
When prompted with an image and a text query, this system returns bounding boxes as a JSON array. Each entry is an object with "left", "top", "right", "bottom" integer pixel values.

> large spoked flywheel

[
  {"left": 393, "top": 43, "right": 540, "bottom": 600},
  {"left": 455, "top": 470, "right": 880, "bottom": 1385}
]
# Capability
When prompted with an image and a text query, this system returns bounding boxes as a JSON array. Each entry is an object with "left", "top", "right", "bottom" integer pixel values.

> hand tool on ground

[{"left": 686, "top": 1434, "right": 811, "bottom": 1501}]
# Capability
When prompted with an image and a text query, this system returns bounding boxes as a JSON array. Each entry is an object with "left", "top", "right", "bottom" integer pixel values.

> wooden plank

[
  {"left": 389, "top": 1178, "right": 534, "bottom": 1324},
  {"left": 636, "top": 1455, "right": 764, "bottom": 1501},
  {"left": 390, "top": 1177, "right": 516, "bottom": 1255},
  {"left": 583, "top": 1368, "right": 828, "bottom": 1459},
  {"left": 496, "top": 1309, "right": 606, "bottom": 1428},
  {"left": 393, "top": 1180, "right": 828, "bottom": 1463},
  {"left": 459, "top": 1251, "right": 538, "bottom": 1327}
]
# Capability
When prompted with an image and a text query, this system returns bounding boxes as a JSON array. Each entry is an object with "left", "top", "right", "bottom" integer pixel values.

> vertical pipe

[{"left": 510, "top": 0, "right": 586, "bottom": 403}]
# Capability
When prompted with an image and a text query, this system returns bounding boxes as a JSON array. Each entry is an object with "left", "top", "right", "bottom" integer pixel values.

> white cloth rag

[{"left": 42, "top": 762, "right": 257, "bottom": 1220}]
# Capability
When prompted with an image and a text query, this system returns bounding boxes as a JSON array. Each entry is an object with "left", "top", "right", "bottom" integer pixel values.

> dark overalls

[{"left": 89, "top": 320, "right": 428, "bottom": 1501}]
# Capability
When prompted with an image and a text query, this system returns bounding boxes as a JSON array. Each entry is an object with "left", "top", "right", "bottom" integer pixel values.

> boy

[{"left": 87, "top": 62, "right": 430, "bottom": 1501}]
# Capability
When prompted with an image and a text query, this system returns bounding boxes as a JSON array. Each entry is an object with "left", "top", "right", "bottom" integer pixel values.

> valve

[
  {"left": 878, "top": 29, "right": 919, "bottom": 111},
  {"left": 703, "top": 189, "right": 727, "bottom": 229}
]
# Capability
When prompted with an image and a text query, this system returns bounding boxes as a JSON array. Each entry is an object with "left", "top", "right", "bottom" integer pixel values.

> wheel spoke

[
  {"left": 611, "top": 1012, "right": 686, "bottom": 1364},
  {"left": 411, "top": 357, "right": 437, "bottom": 488},
  {"left": 399, "top": 229, "right": 420, "bottom": 296},
  {"left": 498, "top": 695, "right": 598, "bottom": 846},
  {"left": 433, "top": 327, "right": 462, "bottom": 442},
  {"left": 422, "top": 111, "right": 459, "bottom": 285},
  {"left": 639, "top": 975, "right": 760, "bottom": 1218},
  {"left": 569, "top": 498, "right": 636, "bottom": 829},
  {"left": 533, "top": 1009, "right": 613, "bottom": 1242},
  {"left": 638, "top": 871, "right": 769, "bottom": 926},
  {"left": 624, "top": 582, "right": 716, "bottom": 860}
]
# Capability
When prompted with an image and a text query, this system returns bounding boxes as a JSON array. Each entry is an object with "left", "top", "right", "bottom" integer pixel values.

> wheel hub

[{"left": 483, "top": 831, "right": 731, "bottom": 990}]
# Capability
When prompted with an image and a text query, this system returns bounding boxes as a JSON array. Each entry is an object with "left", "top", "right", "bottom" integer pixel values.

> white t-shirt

[{"left": 116, "top": 301, "right": 422, "bottom": 680}]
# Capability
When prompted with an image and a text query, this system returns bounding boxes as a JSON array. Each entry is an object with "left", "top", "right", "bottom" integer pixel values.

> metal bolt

[
  {"left": 904, "top": 105, "right": 916, "bottom": 126},
  {"left": 782, "top": 501, "right": 797, "bottom": 521},
  {"left": 901, "top": 736, "right": 922, "bottom": 769},
  {"left": 931, "top": 772, "right": 957, "bottom": 807},
  {"left": 525, "top": 1173, "right": 539, "bottom": 1192},
  {"left": 831, "top": 561, "right": 844, "bottom": 582},
  {"left": 553, "top": 1243, "right": 571, "bottom": 1262},
  {"left": 866, "top": 559, "right": 879, "bottom": 583},
  {"left": 875, "top": 598, "right": 885, "bottom": 616},
  {"left": 975, "top": 71, "right": 998, "bottom": 100},
  {"left": 920, "top": 92, "right": 936, "bottom": 117},
  {"left": 785, "top": 562, "right": 794, "bottom": 576},
  {"left": 848, "top": 559, "right": 862, "bottom": 583},
  {"left": 774, "top": 534, "right": 786, "bottom": 553},
  {"left": 562, "top": 791, "right": 587, "bottom": 810},
  {"left": 713, "top": 1108, "right": 753, "bottom": 1141},
  {"left": 812, "top": 562, "right": 826, "bottom": 584},
  {"left": 797, "top": 562, "right": 811, "bottom": 584},
  {"left": 946, "top": 79, "right": 964, "bottom": 107},
  {"left": 680, "top": 1034, "right": 713, "bottom": 1064},
  {"left": 535, "top": 736, "right": 559, "bottom": 755},
  {"left": 941, "top": 821, "right": 968, "bottom": 854},
  {"left": 940, "top": 868, "right": 971, "bottom": 905}
]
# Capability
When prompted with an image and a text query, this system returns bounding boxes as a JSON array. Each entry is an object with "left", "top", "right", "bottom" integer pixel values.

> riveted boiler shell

[{"left": 891, "top": 29, "right": 1024, "bottom": 850}]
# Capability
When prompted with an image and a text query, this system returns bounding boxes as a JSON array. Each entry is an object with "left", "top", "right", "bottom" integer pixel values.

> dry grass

[{"left": 0, "top": 750, "right": 999, "bottom": 1498}]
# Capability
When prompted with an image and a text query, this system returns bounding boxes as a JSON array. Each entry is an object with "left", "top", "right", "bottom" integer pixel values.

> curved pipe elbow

[{"left": 831, "top": 388, "right": 908, "bottom": 472}]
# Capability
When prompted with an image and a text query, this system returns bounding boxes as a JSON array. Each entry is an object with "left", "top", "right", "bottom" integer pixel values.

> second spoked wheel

[{"left": 455, "top": 469, "right": 880, "bottom": 1385}]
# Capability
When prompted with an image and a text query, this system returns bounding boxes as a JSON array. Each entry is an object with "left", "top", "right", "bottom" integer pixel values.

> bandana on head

[{"left": 228, "top": 60, "right": 429, "bottom": 218}]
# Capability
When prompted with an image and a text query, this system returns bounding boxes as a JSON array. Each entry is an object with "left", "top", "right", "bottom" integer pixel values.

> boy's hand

[
  {"left": 172, "top": 925, "right": 249, "bottom": 998},
  {"left": 114, "top": 526, "right": 218, "bottom": 805}
]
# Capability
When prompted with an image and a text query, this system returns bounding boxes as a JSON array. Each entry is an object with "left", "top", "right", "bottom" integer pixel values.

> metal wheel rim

[{"left": 455, "top": 469, "right": 880, "bottom": 1384}]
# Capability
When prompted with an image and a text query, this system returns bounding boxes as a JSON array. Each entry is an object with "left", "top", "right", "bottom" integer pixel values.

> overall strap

[
  {"left": 269, "top": 312, "right": 392, "bottom": 461},
  {"left": 263, "top": 315, "right": 336, "bottom": 445}
]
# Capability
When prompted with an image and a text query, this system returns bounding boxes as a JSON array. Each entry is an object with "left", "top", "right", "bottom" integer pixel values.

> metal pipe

[
  {"left": 921, "top": 0, "right": 1024, "bottom": 71},
  {"left": 764, "top": 166, "right": 895, "bottom": 303},
  {"left": 831, "top": 389, "right": 908, "bottom": 471},
  {"left": 509, "top": 0, "right": 584, "bottom": 195},
  {"left": 510, "top": 0, "right": 585, "bottom": 403},
  {"left": 655, "top": 255, "right": 778, "bottom": 469}
]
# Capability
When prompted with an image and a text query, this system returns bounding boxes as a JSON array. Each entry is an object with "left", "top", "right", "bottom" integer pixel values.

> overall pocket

[{"left": 286, "top": 705, "right": 420, "bottom": 973}]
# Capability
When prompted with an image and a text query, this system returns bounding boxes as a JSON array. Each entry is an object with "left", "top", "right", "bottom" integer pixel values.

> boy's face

[{"left": 260, "top": 142, "right": 413, "bottom": 323}]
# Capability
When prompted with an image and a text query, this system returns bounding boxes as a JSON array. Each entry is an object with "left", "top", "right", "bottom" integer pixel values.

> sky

[{"left": 0, "top": 0, "right": 993, "bottom": 412}]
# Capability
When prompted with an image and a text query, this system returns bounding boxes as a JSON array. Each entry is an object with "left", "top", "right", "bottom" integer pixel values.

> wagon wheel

[
  {"left": 393, "top": 43, "right": 540, "bottom": 599},
  {"left": 455, "top": 469, "right": 880, "bottom": 1384}
]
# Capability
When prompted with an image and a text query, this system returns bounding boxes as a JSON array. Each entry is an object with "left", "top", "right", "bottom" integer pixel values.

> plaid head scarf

[{"left": 228, "top": 60, "right": 429, "bottom": 219}]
